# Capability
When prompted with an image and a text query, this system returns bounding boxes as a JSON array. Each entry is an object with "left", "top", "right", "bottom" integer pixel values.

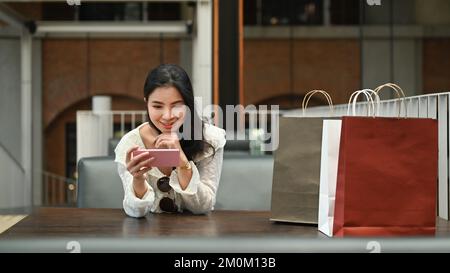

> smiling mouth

[{"left": 161, "top": 122, "right": 175, "bottom": 128}]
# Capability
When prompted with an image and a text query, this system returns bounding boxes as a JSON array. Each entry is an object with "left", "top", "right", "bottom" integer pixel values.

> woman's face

[{"left": 146, "top": 86, "right": 187, "bottom": 134}]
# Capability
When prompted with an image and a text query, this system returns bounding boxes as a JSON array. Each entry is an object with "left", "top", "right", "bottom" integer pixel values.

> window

[
  {"left": 244, "top": 0, "right": 361, "bottom": 26},
  {"left": 65, "top": 123, "right": 77, "bottom": 180},
  {"left": 40, "top": 2, "right": 182, "bottom": 22},
  {"left": 244, "top": 0, "right": 323, "bottom": 26},
  {"left": 42, "top": 3, "right": 76, "bottom": 21},
  {"left": 146, "top": 2, "right": 181, "bottom": 21},
  {"left": 79, "top": 3, "right": 122, "bottom": 21},
  {"left": 330, "top": 0, "right": 360, "bottom": 25}
]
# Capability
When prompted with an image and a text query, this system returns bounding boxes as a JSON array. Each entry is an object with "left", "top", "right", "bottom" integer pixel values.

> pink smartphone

[{"left": 132, "top": 148, "right": 180, "bottom": 167}]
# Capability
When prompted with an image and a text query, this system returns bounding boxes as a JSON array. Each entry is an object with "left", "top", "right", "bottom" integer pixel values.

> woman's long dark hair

[{"left": 143, "top": 64, "right": 215, "bottom": 161}]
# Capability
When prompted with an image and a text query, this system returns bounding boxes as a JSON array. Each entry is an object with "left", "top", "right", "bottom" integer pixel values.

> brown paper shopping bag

[{"left": 270, "top": 90, "right": 333, "bottom": 224}]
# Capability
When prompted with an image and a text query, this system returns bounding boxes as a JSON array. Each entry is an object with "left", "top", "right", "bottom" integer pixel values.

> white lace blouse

[{"left": 114, "top": 122, "right": 226, "bottom": 218}]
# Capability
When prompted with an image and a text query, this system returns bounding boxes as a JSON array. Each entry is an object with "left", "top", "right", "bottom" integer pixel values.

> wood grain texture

[
  {"left": 1, "top": 208, "right": 449, "bottom": 239},
  {"left": 0, "top": 208, "right": 324, "bottom": 238},
  {"left": 0, "top": 215, "right": 27, "bottom": 234}
]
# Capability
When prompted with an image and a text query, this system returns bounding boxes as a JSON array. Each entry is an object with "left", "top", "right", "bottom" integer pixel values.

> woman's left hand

[
  {"left": 154, "top": 133, "right": 188, "bottom": 165},
  {"left": 154, "top": 133, "right": 181, "bottom": 149}
]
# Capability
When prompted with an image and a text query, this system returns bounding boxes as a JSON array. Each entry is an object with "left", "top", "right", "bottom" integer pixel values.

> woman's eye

[
  {"left": 152, "top": 105, "right": 162, "bottom": 109},
  {"left": 173, "top": 104, "right": 185, "bottom": 109}
]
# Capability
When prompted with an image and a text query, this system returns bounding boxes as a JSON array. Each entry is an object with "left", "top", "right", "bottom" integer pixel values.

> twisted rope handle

[
  {"left": 374, "top": 83, "right": 407, "bottom": 118},
  {"left": 302, "top": 90, "right": 334, "bottom": 117},
  {"left": 347, "top": 89, "right": 379, "bottom": 117}
]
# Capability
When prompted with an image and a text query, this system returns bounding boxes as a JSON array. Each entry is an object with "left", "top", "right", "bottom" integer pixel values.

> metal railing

[
  {"left": 41, "top": 171, "right": 77, "bottom": 207},
  {"left": 76, "top": 110, "right": 147, "bottom": 162},
  {"left": 111, "top": 110, "right": 148, "bottom": 137}
]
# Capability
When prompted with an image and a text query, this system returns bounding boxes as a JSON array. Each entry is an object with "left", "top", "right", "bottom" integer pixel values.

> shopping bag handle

[
  {"left": 347, "top": 89, "right": 380, "bottom": 117},
  {"left": 350, "top": 89, "right": 380, "bottom": 117},
  {"left": 302, "top": 90, "right": 334, "bottom": 117},
  {"left": 373, "top": 83, "right": 407, "bottom": 118}
]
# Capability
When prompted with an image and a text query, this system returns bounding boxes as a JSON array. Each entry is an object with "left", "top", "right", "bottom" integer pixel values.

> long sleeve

[
  {"left": 113, "top": 122, "right": 226, "bottom": 216},
  {"left": 117, "top": 163, "right": 155, "bottom": 218},
  {"left": 169, "top": 147, "right": 224, "bottom": 214}
]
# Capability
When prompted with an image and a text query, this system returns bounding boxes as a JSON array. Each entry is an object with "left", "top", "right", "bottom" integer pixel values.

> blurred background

[{"left": 1, "top": 0, "right": 450, "bottom": 212}]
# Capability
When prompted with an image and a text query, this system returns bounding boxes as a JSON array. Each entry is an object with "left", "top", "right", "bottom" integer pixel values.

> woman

[{"left": 114, "top": 64, "right": 226, "bottom": 218}]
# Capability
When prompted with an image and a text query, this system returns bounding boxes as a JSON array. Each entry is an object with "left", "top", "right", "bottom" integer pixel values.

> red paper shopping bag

[{"left": 333, "top": 116, "right": 438, "bottom": 237}]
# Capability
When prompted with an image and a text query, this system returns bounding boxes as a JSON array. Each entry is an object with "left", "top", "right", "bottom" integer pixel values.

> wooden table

[
  {"left": 0, "top": 215, "right": 27, "bottom": 235},
  {"left": 1, "top": 208, "right": 450, "bottom": 253},
  {"left": 0, "top": 207, "right": 325, "bottom": 238}
]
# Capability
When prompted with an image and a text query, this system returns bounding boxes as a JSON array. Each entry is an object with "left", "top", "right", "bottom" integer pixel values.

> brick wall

[
  {"left": 45, "top": 98, "right": 90, "bottom": 178},
  {"left": 43, "top": 38, "right": 180, "bottom": 178},
  {"left": 244, "top": 39, "right": 361, "bottom": 107},
  {"left": 45, "top": 95, "right": 145, "bottom": 178},
  {"left": 423, "top": 38, "right": 450, "bottom": 93},
  {"left": 7, "top": 3, "right": 42, "bottom": 21},
  {"left": 43, "top": 38, "right": 180, "bottom": 128},
  {"left": 42, "top": 36, "right": 450, "bottom": 179}
]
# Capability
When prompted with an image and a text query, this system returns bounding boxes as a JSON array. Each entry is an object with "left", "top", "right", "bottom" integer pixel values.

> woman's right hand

[{"left": 125, "top": 146, "right": 155, "bottom": 182}]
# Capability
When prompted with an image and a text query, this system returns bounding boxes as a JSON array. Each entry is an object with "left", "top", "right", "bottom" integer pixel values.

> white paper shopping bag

[
  {"left": 318, "top": 89, "right": 379, "bottom": 236},
  {"left": 318, "top": 119, "right": 342, "bottom": 237}
]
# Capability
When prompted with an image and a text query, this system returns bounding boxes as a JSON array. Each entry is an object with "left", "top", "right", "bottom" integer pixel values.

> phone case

[{"left": 132, "top": 149, "right": 180, "bottom": 167}]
